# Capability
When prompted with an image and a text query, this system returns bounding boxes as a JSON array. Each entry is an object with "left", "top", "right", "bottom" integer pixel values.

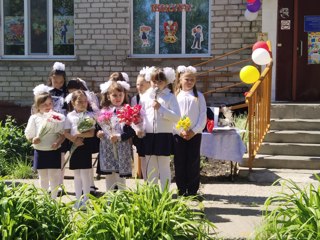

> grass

[{"left": 253, "top": 176, "right": 320, "bottom": 240}]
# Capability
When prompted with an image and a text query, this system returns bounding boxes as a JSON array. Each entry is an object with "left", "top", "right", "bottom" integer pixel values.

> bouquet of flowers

[
  {"left": 96, "top": 109, "right": 119, "bottom": 159},
  {"left": 176, "top": 116, "right": 192, "bottom": 132},
  {"left": 77, "top": 116, "right": 96, "bottom": 133},
  {"left": 37, "top": 111, "right": 65, "bottom": 139},
  {"left": 63, "top": 115, "right": 96, "bottom": 169},
  {"left": 116, "top": 104, "right": 144, "bottom": 136}
]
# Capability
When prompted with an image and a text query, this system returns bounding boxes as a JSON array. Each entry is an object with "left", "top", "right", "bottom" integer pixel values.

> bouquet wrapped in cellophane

[
  {"left": 63, "top": 115, "right": 96, "bottom": 169},
  {"left": 37, "top": 111, "right": 65, "bottom": 139},
  {"left": 96, "top": 108, "right": 120, "bottom": 159},
  {"left": 116, "top": 104, "right": 144, "bottom": 137}
]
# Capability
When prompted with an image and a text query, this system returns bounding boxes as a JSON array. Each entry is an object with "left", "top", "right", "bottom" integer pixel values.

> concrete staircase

[{"left": 243, "top": 103, "right": 320, "bottom": 169}]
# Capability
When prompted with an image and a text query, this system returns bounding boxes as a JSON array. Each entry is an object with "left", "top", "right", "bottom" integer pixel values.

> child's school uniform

[
  {"left": 98, "top": 107, "right": 135, "bottom": 178},
  {"left": 65, "top": 110, "right": 95, "bottom": 203},
  {"left": 25, "top": 112, "right": 63, "bottom": 169},
  {"left": 140, "top": 87, "right": 180, "bottom": 190},
  {"left": 174, "top": 89, "right": 207, "bottom": 196},
  {"left": 141, "top": 88, "right": 180, "bottom": 155},
  {"left": 25, "top": 112, "right": 64, "bottom": 198},
  {"left": 50, "top": 87, "right": 68, "bottom": 115},
  {"left": 64, "top": 110, "right": 95, "bottom": 170},
  {"left": 131, "top": 94, "right": 145, "bottom": 157}
]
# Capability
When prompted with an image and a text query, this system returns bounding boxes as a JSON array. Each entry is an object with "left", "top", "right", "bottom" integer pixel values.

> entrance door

[{"left": 294, "top": 0, "right": 320, "bottom": 101}]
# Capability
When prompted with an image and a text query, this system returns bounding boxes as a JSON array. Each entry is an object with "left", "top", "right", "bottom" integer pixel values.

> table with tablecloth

[{"left": 200, "top": 129, "right": 246, "bottom": 164}]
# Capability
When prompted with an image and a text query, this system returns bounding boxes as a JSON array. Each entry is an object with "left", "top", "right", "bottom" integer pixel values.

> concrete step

[
  {"left": 258, "top": 142, "right": 320, "bottom": 156},
  {"left": 241, "top": 154, "right": 320, "bottom": 169},
  {"left": 271, "top": 103, "right": 320, "bottom": 119},
  {"left": 265, "top": 130, "right": 320, "bottom": 143},
  {"left": 270, "top": 119, "right": 320, "bottom": 130}
]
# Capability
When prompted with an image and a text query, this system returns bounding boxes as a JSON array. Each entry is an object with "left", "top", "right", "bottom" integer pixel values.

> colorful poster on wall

[
  {"left": 133, "top": 0, "right": 156, "bottom": 54},
  {"left": 186, "top": 0, "right": 209, "bottom": 54},
  {"left": 54, "top": 16, "right": 74, "bottom": 45},
  {"left": 308, "top": 32, "right": 320, "bottom": 64},
  {"left": 4, "top": 16, "right": 24, "bottom": 45}
]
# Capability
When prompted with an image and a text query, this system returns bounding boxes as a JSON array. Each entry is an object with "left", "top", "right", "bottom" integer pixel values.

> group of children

[{"left": 25, "top": 62, "right": 207, "bottom": 207}]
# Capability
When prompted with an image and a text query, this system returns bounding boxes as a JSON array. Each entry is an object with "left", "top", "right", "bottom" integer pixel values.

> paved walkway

[{"left": 17, "top": 167, "right": 320, "bottom": 240}]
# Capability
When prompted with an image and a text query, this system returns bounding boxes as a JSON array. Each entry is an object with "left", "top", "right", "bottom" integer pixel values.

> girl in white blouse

[
  {"left": 25, "top": 86, "right": 65, "bottom": 199},
  {"left": 64, "top": 90, "right": 95, "bottom": 209},
  {"left": 174, "top": 65, "right": 207, "bottom": 197},
  {"left": 140, "top": 67, "right": 180, "bottom": 191}
]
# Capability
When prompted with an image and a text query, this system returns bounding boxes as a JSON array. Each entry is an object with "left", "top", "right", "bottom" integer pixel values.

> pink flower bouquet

[
  {"left": 116, "top": 104, "right": 144, "bottom": 137},
  {"left": 96, "top": 108, "right": 119, "bottom": 159}
]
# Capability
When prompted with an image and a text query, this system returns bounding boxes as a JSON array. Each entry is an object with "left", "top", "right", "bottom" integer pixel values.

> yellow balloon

[{"left": 239, "top": 65, "right": 260, "bottom": 84}]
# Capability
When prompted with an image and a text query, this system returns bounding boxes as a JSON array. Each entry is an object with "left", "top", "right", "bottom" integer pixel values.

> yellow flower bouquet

[{"left": 176, "top": 116, "right": 192, "bottom": 131}]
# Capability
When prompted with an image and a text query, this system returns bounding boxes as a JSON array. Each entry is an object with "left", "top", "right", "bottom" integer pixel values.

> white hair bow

[
  {"left": 33, "top": 84, "right": 53, "bottom": 96},
  {"left": 163, "top": 67, "right": 176, "bottom": 84},
  {"left": 100, "top": 80, "right": 130, "bottom": 94},
  {"left": 121, "top": 72, "right": 129, "bottom": 82},
  {"left": 177, "top": 65, "right": 197, "bottom": 74},
  {"left": 144, "top": 66, "right": 156, "bottom": 82},
  {"left": 52, "top": 62, "right": 65, "bottom": 71}
]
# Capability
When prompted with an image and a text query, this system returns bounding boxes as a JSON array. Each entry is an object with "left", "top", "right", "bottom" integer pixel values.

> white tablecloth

[{"left": 200, "top": 130, "right": 246, "bottom": 164}]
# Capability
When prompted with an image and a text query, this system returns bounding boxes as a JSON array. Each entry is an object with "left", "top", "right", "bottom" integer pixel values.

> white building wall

[{"left": 262, "top": 0, "right": 278, "bottom": 101}]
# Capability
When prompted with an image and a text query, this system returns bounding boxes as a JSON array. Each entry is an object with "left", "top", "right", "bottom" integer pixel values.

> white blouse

[
  {"left": 25, "top": 112, "right": 64, "bottom": 151},
  {"left": 140, "top": 87, "right": 180, "bottom": 133},
  {"left": 176, "top": 89, "right": 207, "bottom": 134}
]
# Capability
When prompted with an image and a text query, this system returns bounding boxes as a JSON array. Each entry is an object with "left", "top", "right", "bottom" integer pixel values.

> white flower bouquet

[{"left": 37, "top": 111, "right": 65, "bottom": 139}]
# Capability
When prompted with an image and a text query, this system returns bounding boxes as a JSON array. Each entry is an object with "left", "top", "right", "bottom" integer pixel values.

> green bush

[
  {"left": 254, "top": 177, "right": 320, "bottom": 240},
  {"left": 66, "top": 183, "right": 215, "bottom": 240},
  {"left": 0, "top": 116, "right": 32, "bottom": 161},
  {"left": 0, "top": 181, "right": 72, "bottom": 240}
]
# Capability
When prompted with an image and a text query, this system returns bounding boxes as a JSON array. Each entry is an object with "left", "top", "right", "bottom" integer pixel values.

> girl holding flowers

[
  {"left": 64, "top": 90, "right": 96, "bottom": 209},
  {"left": 25, "top": 84, "right": 65, "bottom": 199},
  {"left": 140, "top": 67, "right": 180, "bottom": 191},
  {"left": 66, "top": 78, "right": 100, "bottom": 195},
  {"left": 97, "top": 80, "right": 135, "bottom": 191},
  {"left": 174, "top": 65, "right": 207, "bottom": 197}
]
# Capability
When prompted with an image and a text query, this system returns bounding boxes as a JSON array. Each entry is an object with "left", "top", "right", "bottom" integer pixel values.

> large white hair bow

[
  {"left": 33, "top": 84, "right": 53, "bottom": 96},
  {"left": 144, "top": 66, "right": 156, "bottom": 82},
  {"left": 52, "top": 62, "right": 65, "bottom": 71},
  {"left": 176, "top": 65, "right": 197, "bottom": 74},
  {"left": 100, "top": 80, "right": 130, "bottom": 94},
  {"left": 163, "top": 67, "right": 176, "bottom": 84}
]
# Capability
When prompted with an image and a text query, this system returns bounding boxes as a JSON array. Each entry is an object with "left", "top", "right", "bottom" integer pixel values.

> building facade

[{"left": 0, "top": 0, "right": 263, "bottom": 122}]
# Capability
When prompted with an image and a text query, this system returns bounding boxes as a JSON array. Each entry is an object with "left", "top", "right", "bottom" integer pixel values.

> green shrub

[
  {"left": 0, "top": 181, "right": 72, "bottom": 240},
  {"left": 0, "top": 116, "right": 32, "bottom": 161},
  {"left": 254, "top": 177, "right": 320, "bottom": 240},
  {"left": 66, "top": 183, "right": 215, "bottom": 240}
]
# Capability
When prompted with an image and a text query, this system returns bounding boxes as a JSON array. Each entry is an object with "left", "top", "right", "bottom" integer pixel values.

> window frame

[
  {"left": 0, "top": 0, "right": 75, "bottom": 60},
  {"left": 130, "top": 0, "right": 211, "bottom": 58}
]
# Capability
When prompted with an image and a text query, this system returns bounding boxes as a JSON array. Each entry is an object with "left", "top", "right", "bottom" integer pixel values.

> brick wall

[{"left": 0, "top": 0, "right": 261, "bottom": 122}]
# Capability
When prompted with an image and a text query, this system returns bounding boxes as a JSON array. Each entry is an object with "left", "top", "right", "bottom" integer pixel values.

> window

[
  {"left": 1, "top": 0, "right": 74, "bottom": 57},
  {"left": 131, "top": 0, "right": 210, "bottom": 58}
]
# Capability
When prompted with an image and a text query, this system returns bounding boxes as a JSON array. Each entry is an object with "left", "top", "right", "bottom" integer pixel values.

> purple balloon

[{"left": 247, "top": 0, "right": 261, "bottom": 13}]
